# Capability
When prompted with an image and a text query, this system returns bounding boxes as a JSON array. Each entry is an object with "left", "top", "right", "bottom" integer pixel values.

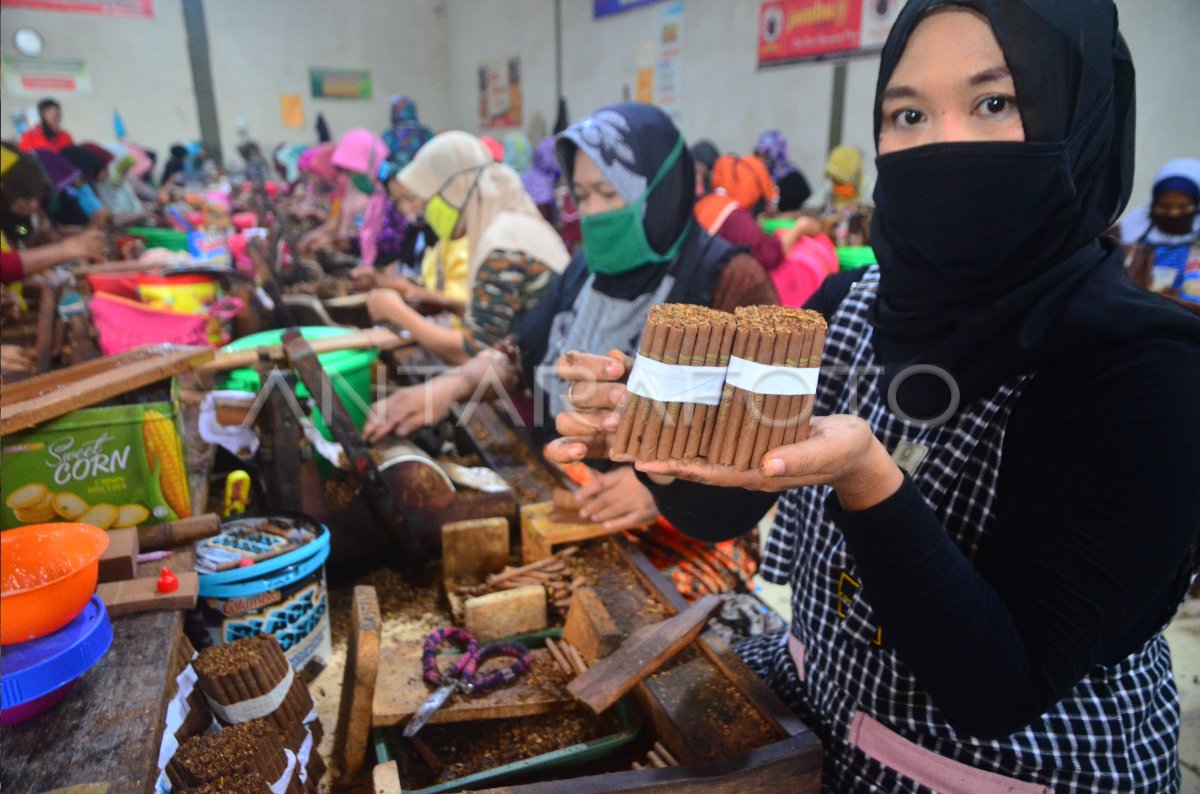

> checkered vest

[{"left": 760, "top": 267, "right": 1180, "bottom": 792}]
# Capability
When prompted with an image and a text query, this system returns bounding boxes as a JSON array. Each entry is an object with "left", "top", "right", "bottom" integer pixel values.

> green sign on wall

[{"left": 309, "top": 68, "right": 372, "bottom": 99}]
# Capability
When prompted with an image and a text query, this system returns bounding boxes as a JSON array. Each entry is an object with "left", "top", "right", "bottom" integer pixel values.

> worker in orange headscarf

[{"left": 694, "top": 154, "right": 819, "bottom": 273}]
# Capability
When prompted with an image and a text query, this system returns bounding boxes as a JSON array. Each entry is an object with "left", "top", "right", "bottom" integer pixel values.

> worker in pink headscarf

[{"left": 298, "top": 129, "right": 389, "bottom": 260}]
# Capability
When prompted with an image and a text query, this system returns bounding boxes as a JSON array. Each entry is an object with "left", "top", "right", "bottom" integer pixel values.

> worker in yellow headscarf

[{"left": 823, "top": 144, "right": 864, "bottom": 212}]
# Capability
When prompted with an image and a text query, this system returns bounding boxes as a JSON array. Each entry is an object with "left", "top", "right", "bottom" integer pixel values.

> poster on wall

[
  {"left": 757, "top": 0, "right": 908, "bottom": 67},
  {"left": 280, "top": 94, "right": 304, "bottom": 128},
  {"left": 2, "top": 57, "right": 93, "bottom": 96},
  {"left": 593, "top": 0, "right": 664, "bottom": 19},
  {"left": 478, "top": 57, "right": 522, "bottom": 129},
  {"left": 0, "top": 0, "right": 154, "bottom": 18},
  {"left": 309, "top": 68, "right": 372, "bottom": 99},
  {"left": 654, "top": 2, "right": 683, "bottom": 115}
]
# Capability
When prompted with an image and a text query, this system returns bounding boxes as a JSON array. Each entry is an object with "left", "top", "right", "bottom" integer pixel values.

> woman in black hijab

[{"left": 549, "top": 2, "right": 1200, "bottom": 790}]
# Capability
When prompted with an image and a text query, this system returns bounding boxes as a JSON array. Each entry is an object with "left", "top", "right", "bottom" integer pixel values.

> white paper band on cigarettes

[
  {"left": 725, "top": 357, "right": 820, "bottom": 396},
  {"left": 625, "top": 355, "right": 727, "bottom": 406},
  {"left": 271, "top": 750, "right": 298, "bottom": 794},
  {"left": 203, "top": 664, "right": 295, "bottom": 724}
]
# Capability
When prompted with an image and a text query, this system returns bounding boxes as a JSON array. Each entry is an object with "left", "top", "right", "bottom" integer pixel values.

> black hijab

[{"left": 869, "top": 0, "right": 1200, "bottom": 420}]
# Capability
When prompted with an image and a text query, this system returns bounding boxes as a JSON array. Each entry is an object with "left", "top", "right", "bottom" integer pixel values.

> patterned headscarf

[
  {"left": 754, "top": 130, "right": 797, "bottom": 181},
  {"left": 383, "top": 94, "right": 433, "bottom": 169},
  {"left": 521, "top": 136, "right": 560, "bottom": 206},
  {"left": 556, "top": 102, "right": 695, "bottom": 257}
]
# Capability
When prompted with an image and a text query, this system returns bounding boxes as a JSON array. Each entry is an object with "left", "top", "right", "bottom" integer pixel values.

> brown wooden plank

[
  {"left": 464, "top": 585, "right": 548, "bottom": 641},
  {"left": 97, "top": 527, "right": 139, "bottom": 583},
  {"left": 474, "top": 732, "right": 822, "bottom": 793},
  {"left": 0, "top": 344, "right": 214, "bottom": 434},
  {"left": 567, "top": 594, "right": 721, "bottom": 715},
  {"left": 136, "top": 513, "right": 221, "bottom": 552},
  {"left": 194, "top": 326, "right": 409, "bottom": 373},
  {"left": 95, "top": 571, "right": 198, "bottom": 617},
  {"left": 562, "top": 586, "right": 623, "bottom": 665},
  {"left": 0, "top": 347, "right": 153, "bottom": 404},
  {"left": 442, "top": 517, "right": 509, "bottom": 583},
  {"left": 520, "top": 501, "right": 628, "bottom": 563},
  {"left": 335, "top": 585, "right": 382, "bottom": 780},
  {"left": 611, "top": 536, "right": 812, "bottom": 739},
  {"left": 34, "top": 281, "right": 62, "bottom": 374},
  {"left": 0, "top": 610, "right": 190, "bottom": 793},
  {"left": 372, "top": 761, "right": 404, "bottom": 794},
  {"left": 373, "top": 647, "right": 574, "bottom": 728}
]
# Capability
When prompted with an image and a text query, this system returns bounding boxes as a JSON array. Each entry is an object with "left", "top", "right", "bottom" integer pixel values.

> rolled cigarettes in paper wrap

[{"left": 614, "top": 304, "right": 825, "bottom": 469}]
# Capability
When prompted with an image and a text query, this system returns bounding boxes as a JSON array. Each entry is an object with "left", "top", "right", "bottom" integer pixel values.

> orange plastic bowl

[{"left": 1, "top": 523, "right": 110, "bottom": 645}]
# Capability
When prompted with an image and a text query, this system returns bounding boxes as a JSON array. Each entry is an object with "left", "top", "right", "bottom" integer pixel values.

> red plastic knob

[{"left": 157, "top": 567, "right": 179, "bottom": 594}]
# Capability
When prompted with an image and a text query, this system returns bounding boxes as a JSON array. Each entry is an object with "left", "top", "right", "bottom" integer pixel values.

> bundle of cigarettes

[
  {"left": 708, "top": 305, "right": 827, "bottom": 471},
  {"left": 613, "top": 304, "right": 736, "bottom": 461},
  {"left": 455, "top": 545, "right": 586, "bottom": 613},
  {"left": 614, "top": 304, "right": 826, "bottom": 471}
]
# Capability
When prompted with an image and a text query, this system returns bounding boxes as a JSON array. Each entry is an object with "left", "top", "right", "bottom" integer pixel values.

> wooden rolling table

[{"left": 0, "top": 390, "right": 214, "bottom": 794}]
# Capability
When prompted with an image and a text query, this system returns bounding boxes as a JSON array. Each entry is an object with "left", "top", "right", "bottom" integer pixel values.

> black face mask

[
  {"left": 1151, "top": 211, "right": 1196, "bottom": 237},
  {"left": 874, "top": 140, "right": 1080, "bottom": 293}
]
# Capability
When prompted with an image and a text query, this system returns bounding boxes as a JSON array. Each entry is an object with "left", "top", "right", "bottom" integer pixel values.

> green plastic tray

[{"left": 374, "top": 629, "right": 642, "bottom": 793}]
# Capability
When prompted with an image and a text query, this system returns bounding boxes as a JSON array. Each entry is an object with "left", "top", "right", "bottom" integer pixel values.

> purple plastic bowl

[{"left": 0, "top": 680, "right": 76, "bottom": 726}]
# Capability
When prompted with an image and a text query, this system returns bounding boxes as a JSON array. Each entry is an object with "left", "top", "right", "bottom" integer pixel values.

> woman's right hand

[
  {"left": 545, "top": 349, "right": 631, "bottom": 465},
  {"left": 363, "top": 377, "right": 458, "bottom": 442}
]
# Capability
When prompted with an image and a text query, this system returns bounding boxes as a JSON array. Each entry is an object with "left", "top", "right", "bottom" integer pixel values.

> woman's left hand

[{"left": 631, "top": 415, "right": 905, "bottom": 511}]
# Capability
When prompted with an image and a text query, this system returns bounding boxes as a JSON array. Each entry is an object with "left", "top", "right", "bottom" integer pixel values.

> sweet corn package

[{"left": 1, "top": 383, "right": 191, "bottom": 531}]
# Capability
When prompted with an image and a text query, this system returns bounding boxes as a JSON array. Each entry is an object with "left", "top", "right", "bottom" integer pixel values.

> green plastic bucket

[
  {"left": 127, "top": 226, "right": 190, "bottom": 252},
  {"left": 759, "top": 217, "right": 796, "bottom": 234},
  {"left": 837, "top": 245, "right": 877, "bottom": 271},
  {"left": 217, "top": 326, "right": 379, "bottom": 449}
]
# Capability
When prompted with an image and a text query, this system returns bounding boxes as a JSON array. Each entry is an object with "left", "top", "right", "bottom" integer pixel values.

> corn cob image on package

[{"left": 1, "top": 380, "right": 191, "bottom": 530}]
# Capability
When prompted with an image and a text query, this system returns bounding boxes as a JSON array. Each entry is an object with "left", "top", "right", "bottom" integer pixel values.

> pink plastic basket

[{"left": 89, "top": 292, "right": 241, "bottom": 355}]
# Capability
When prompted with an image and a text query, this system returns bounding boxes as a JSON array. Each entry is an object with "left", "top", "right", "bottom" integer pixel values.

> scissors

[{"left": 403, "top": 627, "right": 533, "bottom": 738}]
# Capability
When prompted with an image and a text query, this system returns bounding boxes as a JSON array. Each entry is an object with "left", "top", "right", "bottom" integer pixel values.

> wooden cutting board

[{"left": 0, "top": 344, "right": 214, "bottom": 435}]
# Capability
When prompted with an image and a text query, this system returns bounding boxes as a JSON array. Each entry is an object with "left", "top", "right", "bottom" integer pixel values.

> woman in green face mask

[
  {"left": 361, "top": 130, "right": 570, "bottom": 364},
  {"left": 366, "top": 103, "right": 777, "bottom": 598}
]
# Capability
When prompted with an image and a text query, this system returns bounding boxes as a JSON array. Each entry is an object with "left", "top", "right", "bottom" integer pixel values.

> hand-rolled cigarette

[
  {"left": 544, "top": 637, "right": 573, "bottom": 676},
  {"left": 646, "top": 750, "right": 668, "bottom": 769},
  {"left": 488, "top": 547, "right": 578, "bottom": 585},
  {"left": 673, "top": 319, "right": 712, "bottom": 459},
  {"left": 613, "top": 318, "right": 662, "bottom": 457},
  {"left": 692, "top": 316, "right": 734, "bottom": 458},
  {"left": 618, "top": 315, "right": 670, "bottom": 458},
  {"left": 656, "top": 315, "right": 701, "bottom": 459},
  {"left": 787, "top": 319, "right": 827, "bottom": 445},
  {"left": 706, "top": 319, "right": 752, "bottom": 463},
  {"left": 766, "top": 326, "right": 807, "bottom": 452},
  {"left": 562, "top": 640, "right": 589, "bottom": 674},
  {"left": 735, "top": 326, "right": 788, "bottom": 470},
  {"left": 718, "top": 315, "right": 768, "bottom": 467},
  {"left": 637, "top": 318, "right": 686, "bottom": 461},
  {"left": 653, "top": 741, "right": 680, "bottom": 766},
  {"left": 409, "top": 733, "right": 442, "bottom": 769},
  {"left": 743, "top": 325, "right": 793, "bottom": 468}
]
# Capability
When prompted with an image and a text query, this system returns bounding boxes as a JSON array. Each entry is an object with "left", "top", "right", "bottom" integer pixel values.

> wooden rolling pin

[{"left": 137, "top": 513, "right": 221, "bottom": 552}]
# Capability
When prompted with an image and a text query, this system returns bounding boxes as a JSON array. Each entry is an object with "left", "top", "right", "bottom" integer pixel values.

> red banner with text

[{"left": 758, "top": 0, "right": 907, "bottom": 67}]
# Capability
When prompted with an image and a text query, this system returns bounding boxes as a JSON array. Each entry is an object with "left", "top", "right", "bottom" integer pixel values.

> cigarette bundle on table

[{"left": 614, "top": 304, "right": 826, "bottom": 471}]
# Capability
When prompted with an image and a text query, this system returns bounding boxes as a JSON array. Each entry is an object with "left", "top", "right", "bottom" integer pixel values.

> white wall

[
  {"left": 444, "top": 0, "right": 1199, "bottom": 215},
  {"left": 1112, "top": 0, "right": 1200, "bottom": 214},
  {"left": 204, "top": 0, "right": 451, "bottom": 165},
  {"left": 0, "top": 2, "right": 199, "bottom": 164},
  {"left": 1, "top": 0, "right": 453, "bottom": 171}
]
